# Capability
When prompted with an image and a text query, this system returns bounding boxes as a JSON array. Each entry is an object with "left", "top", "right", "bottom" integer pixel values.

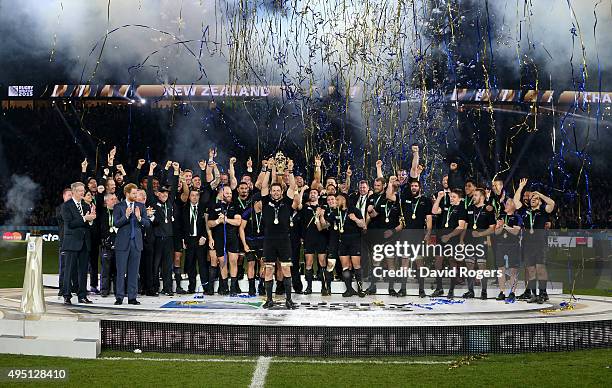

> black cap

[{"left": 158, "top": 186, "right": 171, "bottom": 193}]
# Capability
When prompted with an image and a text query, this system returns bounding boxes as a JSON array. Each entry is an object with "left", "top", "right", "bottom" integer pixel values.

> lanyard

[
  {"left": 374, "top": 194, "right": 383, "bottom": 208},
  {"left": 162, "top": 202, "right": 168, "bottom": 222},
  {"left": 473, "top": 206, "right": 483, "bottom": 229},
  {"left": 255, "top": 212, "right": 262, "bottom": 233},
  {"left": 337, "top": 208, "right": 347, "bottom": 232},
  {"left": 445, "top": 205, "right": 453, "bottom": 227},
  {"left": 464, "top": 196, "right": 472, "bottom": 209},
  {"left": 237, "top": 197, "right": 245, "bottom": 209},
  {"left": 384, "top": 200, "right": 391, "bottom": 221},
  {"left": 411, "top": 196, "right": 421, "bottom": 218},
  {"left": 306, "top": 204, "right": 317, "bottom": 228},
  {"left": 107, "top": 208, "right": 113, "bottom": 228}
]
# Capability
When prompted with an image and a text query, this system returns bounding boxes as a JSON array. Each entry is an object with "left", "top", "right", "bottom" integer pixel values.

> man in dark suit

[
  {"left": 136, "top": 188, "right": 156, "bottom": 296},
  {"left": 61, "top": 182, "right": 96, "bottom": 305},
  {"left": 56, "top": 187, "right": 77, "bottom": 296},
  {"left": 113, "top": 183, "right": 151, "bottom": 305},
  {"left": 146, "top": 161, "right": 179, "bottom": 296},
  {"left": 99, "top": 192, "right": 118, "bottom": 297},
  {"left": 181, "top": 189, "right": 208, "bottom": 293}
]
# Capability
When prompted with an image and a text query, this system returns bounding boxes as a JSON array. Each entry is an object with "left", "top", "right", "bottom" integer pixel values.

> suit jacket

[
  {"left": 181, "top": 202, "right": 206, "bottom": 245},
  {"left": 61, "top": 200, "right": 93, "bottom": 252},
  {"left": 113, "top": 200, "right": 151, "bottom": 252}
]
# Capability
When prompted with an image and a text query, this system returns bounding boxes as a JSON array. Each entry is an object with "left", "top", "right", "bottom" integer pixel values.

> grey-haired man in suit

[{"left": 61, "top": 182, "right": 96, "bottom": 305}]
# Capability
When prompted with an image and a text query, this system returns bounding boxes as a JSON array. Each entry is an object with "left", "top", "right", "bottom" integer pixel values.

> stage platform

[
  {"left": 1, "top": 277, "right": 612, "bottom": 356},
  {"left": 42, "top": 274, "right": 566, "bottom": 297}
]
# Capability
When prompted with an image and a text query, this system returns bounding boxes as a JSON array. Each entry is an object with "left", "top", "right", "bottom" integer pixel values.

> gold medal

[
  {"left": 411, "top": 214, "right": 416, "bottom": 220},
  {"left": 385, "top": 217, "right": 389, "bottom": 223},
  {"left": 503, "top": 232, "right": 507, "bottom": 239},
  {"left": 473, "top": 224, "right": 477, "bottom": 230},
  {"left": 334, "top": 225, "right": 338, "bottom": 231},
  {"left": 340, "top": 228, "right": 344, "bottom": 234},
  {"left": 290, "top": 221, "right": 294, "bottom": 227},
  {"left": 444, "top": 223, "right": 449, "bottom": 228},
  {"left": 530, "top": 229, "right": 534, "bottom": 235},
  {"left": 274, "top": 218, "right": 279, "bottom": 225},
  {"left": 257, "top": 228, "right": 260, "bottom": 234}
]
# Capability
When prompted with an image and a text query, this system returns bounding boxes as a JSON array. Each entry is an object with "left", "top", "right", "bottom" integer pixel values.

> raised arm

[
  {"left": 260, "top": 158, "right": 274, "bottom": 197},
  {"left": 179, "top": 169, "right": 189, "bottom": 203},
  {"left": 287, "top": 159, "right": 296, "bottom": 199},
  {"left": 146, "top": 162, "right": 157, "bottom": 207},
  {"left": 228, "top": 157, "right": 238, "bottom": 190},
  {"left": 312, "top": 155, "right": 322, "bottom": 189},
  {"left": 80, "top": 158, "right": 89, "bottom": 182},
  {"left": 386, "top": 176, "right": 398, "bottom": 202},
  {"left": 160, "top": 160, "right": 172, "bottom": 186},
  {"left": 345, "top": 165, "right": 352, "bottom": 192},
  {"left": 211, "top": 163, "right": 221, "bottom": 189},
  {"left": 115, "top": 163, "right": 127, "bottom": 181},
  {"left": 514, "top": 178, "right": 527, "bottom": 210},
  {"left": 431, "top": 191, "right": 444, "bottom": 215},
  {"left": 244, "top": 157, "right": 255, "bottom": 181},
  {"left": 168, "top": 162, "right": 180, "bottom": 202},
  {"left": 293, "top": 184, "right": 307, "bottom": 210},
  {"left": 409, "top": 144, "right": 420, "bottom": 179},
  {"left": 255, "top": 160, "right": 268, "bottom": 190},
  {"left": 375, "top": 159, "right": 383, "bottom": 179},
  {"left": 129, "top": 159, "right": 145, "bottom": 186},
  {"left": 533, "top": 190, "right": 555, "bottom": 214}
]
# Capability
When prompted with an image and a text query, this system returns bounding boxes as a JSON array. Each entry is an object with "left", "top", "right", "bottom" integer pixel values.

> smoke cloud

[{"left": 4, "top": 175, "right": 41, "bottom": 226}]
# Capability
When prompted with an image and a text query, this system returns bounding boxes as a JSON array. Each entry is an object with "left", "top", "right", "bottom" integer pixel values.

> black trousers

[
  {"left": 184, "top": 236, "right": 209, "bottom": 292},
  {"left": 153, "top": 236, "right": 174, "bottom": 292},
  {"left": 58, "top": 247, "right": 77, "bottom": 293},
  {"left": 88, "top": 241, "right": 100, "bottom": 288},
  {"left": 63, "top": 246, "right": 89, "bottom": 299},
  {"left": 290, "top": 231, "right": 303, "bottom": 291},
  {"left": 100, "top": 247, "right": 116, "bottom": 295},
  {"left": 140, "top": 240, "right": 154, "bottom": 293}
]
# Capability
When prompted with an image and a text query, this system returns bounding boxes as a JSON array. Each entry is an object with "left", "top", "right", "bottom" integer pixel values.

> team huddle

[{"left": 57, "top": 145, "right": 555, "bottom": 309}]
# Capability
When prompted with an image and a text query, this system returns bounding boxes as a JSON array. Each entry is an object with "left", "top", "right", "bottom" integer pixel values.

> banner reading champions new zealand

[{"left": 101, "top": 320, "right": 612, "bottom": 356}]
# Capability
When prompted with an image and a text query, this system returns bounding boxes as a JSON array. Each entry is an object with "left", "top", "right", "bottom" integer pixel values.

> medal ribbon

[
  {"left": 445, "top": 205, "right": 454, "bottom": 227},
  {"left": 411, "top": 196, "right": 421, "bottom": 219},
  {"left": 338, "top": 208, "right": 347, "bottom": 232}
]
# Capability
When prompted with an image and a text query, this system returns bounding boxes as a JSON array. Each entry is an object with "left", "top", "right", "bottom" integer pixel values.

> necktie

[
  {"left": 191, "top": 205, "right": 197, "bottom": 235},
  {"left": 129, "top": 203, "right": 136, "bottom": 240},
  {"left": 359, "top": 196, "right": 366, "bottom": 216},
  {"left": 76, "top": 201, "right": 83, "bottom": 216}
]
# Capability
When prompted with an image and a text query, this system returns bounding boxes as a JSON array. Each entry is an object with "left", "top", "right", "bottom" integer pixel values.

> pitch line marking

[
  {"left": 249, "top": 356, "right": 272, "bottom": 388},
  {"left": 2, "top": 256, "right": 26, "bottom": 262},
  {"left": 99, "top": 356, "right": 452, "bottom": 365}
]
